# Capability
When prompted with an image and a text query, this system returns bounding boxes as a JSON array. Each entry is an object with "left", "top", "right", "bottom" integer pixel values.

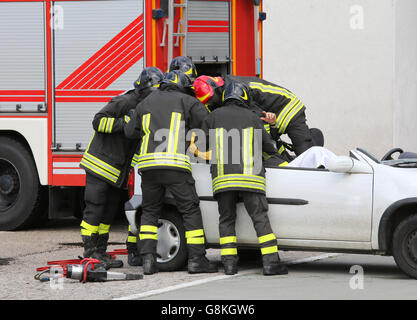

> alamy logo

[
  {"left": 350, "top": 5, "right": 364, "bottom": 30},
  {"left": 349, "top": 265, "right": 364, "bottom": 290}
]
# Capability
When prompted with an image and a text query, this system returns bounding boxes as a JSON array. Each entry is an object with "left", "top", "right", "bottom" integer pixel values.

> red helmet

[{"left": 193, "top": 76, "right": 224, "bottom": 104}]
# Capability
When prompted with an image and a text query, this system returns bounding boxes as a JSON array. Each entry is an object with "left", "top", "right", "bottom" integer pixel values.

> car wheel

[
  {"left": 392, "top": 214, "right": 417, "bottom": 279},
  {"left": 0, "top": 137, "right": 45, "bottom": 230},
  {"left": 156, "top": 209, "right": 188, "bottom": 271}
]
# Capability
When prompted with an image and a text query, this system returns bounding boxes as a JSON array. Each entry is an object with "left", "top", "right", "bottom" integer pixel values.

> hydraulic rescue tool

[{"left": 35, "top": 251, "right": 143, "bottom": 283}]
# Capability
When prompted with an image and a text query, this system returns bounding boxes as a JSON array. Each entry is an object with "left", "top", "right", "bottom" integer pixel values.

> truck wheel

[
  {"left": 156, "top": 209, "right": 188, "bottom": 271},
  {"left": 0, "top": 137, "right": 45, "bottom": 230},
  {"left": 392, "top": 214, "right": 417, "bottom": 279}
]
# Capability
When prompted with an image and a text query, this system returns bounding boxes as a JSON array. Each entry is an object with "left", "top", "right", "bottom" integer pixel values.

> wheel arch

[
  {"left": 0, "top": 117, "right": 48, "bottom": 186},
  {"left": 378, "top": 198, "right": 417, "bottom": 254}
]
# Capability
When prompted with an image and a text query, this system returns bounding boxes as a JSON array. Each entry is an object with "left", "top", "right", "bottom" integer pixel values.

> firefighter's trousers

[
  {"left": 215, "top": 191, "right": 279, "bottom": 263},
  {"left": 81, "top": 173, "right": 125, "bottom": 238},
  {"left": 139, "top": 169, "right": 206, "bottom": 259}
]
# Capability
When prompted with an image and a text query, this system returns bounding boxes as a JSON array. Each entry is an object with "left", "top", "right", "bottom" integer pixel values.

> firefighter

[
  {"left": 194, "top": 76, "right": 290, "bottom": 167},
  {"left": 200, "top": 82, "right": 289, "bottom": 276},
  {"left": 193, "top": 74, "right": 314, "bottom": 157},
  {"left": 79, "top": 67, "right": 164, "bottom": 269},
  {"left": 124, "top": 70, "right": 218, "bottom": 275}
]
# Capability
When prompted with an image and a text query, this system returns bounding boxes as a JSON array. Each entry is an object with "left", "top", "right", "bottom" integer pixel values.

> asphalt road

[{"left": 0, "top": 218, "right": 416, "bottom": 300}]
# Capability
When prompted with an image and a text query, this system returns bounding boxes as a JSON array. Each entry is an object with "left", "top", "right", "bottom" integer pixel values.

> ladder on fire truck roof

[{"left": 161, "top": 0, "right": 188, "bottom": 65}]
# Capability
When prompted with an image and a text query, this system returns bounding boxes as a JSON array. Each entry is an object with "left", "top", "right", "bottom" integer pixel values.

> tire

[
  {"left": 156, "top": 209, "right": 188, "bottom": 272},
  {"left": 0, "top": 137, "right": 45, "bottom": 230},
  {"left": 392, "top": 214, "right": 417, "bottom": 279}
]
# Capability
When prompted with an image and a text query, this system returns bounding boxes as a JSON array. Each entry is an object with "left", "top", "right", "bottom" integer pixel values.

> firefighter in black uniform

[
  {"left": 200, "top": 82, "right": 289, "bottom": 276},
  {"left": 79, "top": 67, "right": 164, "bottom": 268},
  {"left": 124, "top": 70, "right": 217, "bottom": 275},
  {"left": 194, "top": 74, "right": 315, "bottom": 158}
]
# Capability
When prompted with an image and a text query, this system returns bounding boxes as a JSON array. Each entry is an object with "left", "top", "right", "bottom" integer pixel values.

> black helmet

[
  {"left": 162, "top": 70, "right": 193, "bottom": 89},
  {"left": 222, "top": 82, "right": 249, "bottom": 105},
  {"left": 134, "top": 67, "right": 164, "bottom": 91},
  {"left": 169, "top": 56, "right": 198, "bottom": 81}
]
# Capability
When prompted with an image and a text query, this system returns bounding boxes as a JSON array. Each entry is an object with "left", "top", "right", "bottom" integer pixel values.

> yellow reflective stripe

[
  {"left": 186, "top": 229, "right": 204, "bottom": 238},
  {"left": 138, "top": 152, "right": 190, "bottom": 162},
  {"left": 264, "top": 123, "right": 270, "bottom": 134},
  {"left": 80, "top": 158, "right": 118, "bottom": 183},
  {"left": 107, "top": 118, "right": 115, "bottom": 133},
  {"left": 127, "top": 236, "right": 137, "bottom": 243},
  {"left": 258, "top": 233, "right": 276, "bottom": 244},
  {"left": 140, "top": 114, "right": 151, "bottom": 154},
  {"left": 220, "top": 236, "right": 237, "bottom": 245},
  {"left": 213, "top": 174, "right": 266, "bottom": 184},
  {"left": 81, "top": 229, "right": 94, "bottom": 236},
  {"left": 213, "top": 183, "right": 266, "bottom": 193},
  {"left": 187, "top": 237, "right": 205, "bottom": 244},
  {"left": 98, "top": 223, "right": 110, "bottom": 235},
  {"left": 221, "top": 248, "right": 238, "bottom": 256},
  {"left": 98, "top": 118, "right": 107, "bottom": 132},
  {"left": 280, "top": 102, "right": 304, "bottom": 133},
  {"left": 216, "top": 128, "right": 224, "bottom": 176},
  {"left": 124, "top": 115, "right": 131, "bottom": 123},
  {"left": 167, "top": 112, "right": 181, "bottom": 154},
  {"left": 279, "top": 161, "right": 289, "bottom": 167},
  {"left": 140, "top": 225, "right": 158, "bottom": 233},
  {"left": 81, "top": 220, "right": 99, "bottom": 233},
  {"left": 137, "top": 161, "right": 192, "bottom": 172},
  {"left": 139, "top": 234, "right": 158, "bottom": 240},
  {"left": 83, "top": 152, "right": 120, "bottom": 176},
  {"left": 249, "top": 82, "right": 294, "bottom": 98},
  {"left": 261, "top": 246, "right": 278, "bottom": 255},
  {"left": 278, "top": 145, "right": 285, "bottom": 155},
  {"left": 128, "top": 225, "right": 132, "bottom": 232},
  {"left": 243, "top": 127, "right": 254, "bottom": 175}
]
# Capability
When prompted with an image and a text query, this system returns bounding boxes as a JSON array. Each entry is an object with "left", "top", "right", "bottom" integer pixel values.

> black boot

[
  {"left": 222, "top": 256, "right": 238, "bottom": 275},
  {"left": 142, "top": 253, "right": 158, "bottom": 275},
  {"left": 82, "top": 234, "right": 98, "bottom": 258},
  {"left": 188, "top": 256, "right": 218, "bottom": 274},
  {"left": 127, "top": 241, "right": 142, "bottom": 266},
  {"left": 94, "top": 233, "right": 124, "bottom": 269},
  {"left": 262, "top": 253, "right": 288, "bottom": 276}
]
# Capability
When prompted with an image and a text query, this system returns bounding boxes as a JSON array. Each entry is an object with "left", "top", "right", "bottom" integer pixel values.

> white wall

[
  {"left": 394, "top": 0, "right": 417, "bottom": 152},
  {"left": 263, "top": 0, "right": 397, "bottom": 157}
]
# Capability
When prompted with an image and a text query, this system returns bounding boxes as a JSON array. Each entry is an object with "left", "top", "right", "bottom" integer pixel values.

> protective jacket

[
  {"left": 201, "top": 100, "right": 285, "bottom": 195},
  {"left": 124, "top": 83, "right": 209, "bottom": 173},
  {"left": 224, "top": 75, "right": 313, "bottom": 155},
  {"left": 80, "top": 89, "right": 149, "bottom": 188}
]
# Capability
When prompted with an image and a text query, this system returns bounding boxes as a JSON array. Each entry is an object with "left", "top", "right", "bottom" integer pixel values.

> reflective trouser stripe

[
  {"left": 81, "top": 220, "right": 99, "bottom": 236},
  {"left": 186, "top": 229, "right": 205, "bottom": 245},
  {"left": 140, "top": 225, "right": 158, "bottom": 233},
  {"left": 220, "top": 236, "right": 237, "bottom": 245},
  {"left": 98, "top": 223, "right": 110, "bottom": 235},
  {"left": 221, "top": 248, "right": 238, "bottom": 256},
  {"left": 139, "top": 225, "right": 158, "bottom": 240},
  {"left": 258, "top": 233, "right": 276, "bottom": 244},
  {"left": 127, "top": 236, "right": 137, "bottom": 243},
  {"left": 139, "top": 234, "right": 158, "bottom": 240},
  {"left": 261, "top": 246, "right": 278, "bottom": 255},
  {"left": 187, "top": 237, "right": 205, "bottom": 244}
]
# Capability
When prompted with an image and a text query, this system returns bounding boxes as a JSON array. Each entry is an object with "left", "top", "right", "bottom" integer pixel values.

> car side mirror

[{"left": 328, "top": 156, "right": 372, "bottom": 174}]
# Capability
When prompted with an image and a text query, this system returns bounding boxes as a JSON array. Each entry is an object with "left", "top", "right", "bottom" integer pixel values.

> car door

[{"left": 259, "top": 164, "right": 374, "bottom": 243}]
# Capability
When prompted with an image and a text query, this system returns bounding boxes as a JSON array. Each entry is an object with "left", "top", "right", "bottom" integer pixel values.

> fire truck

[{"left": 0, "top": 0, "right": 264, "bottom": 230}]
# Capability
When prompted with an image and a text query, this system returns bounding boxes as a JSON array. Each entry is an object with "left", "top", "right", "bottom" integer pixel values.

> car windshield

[
  {"left": 382, "top": 159, "right": 417, "bottom": 168},
  {"left": 356, "top": 148, "right": 380, "bottom": 163}
]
